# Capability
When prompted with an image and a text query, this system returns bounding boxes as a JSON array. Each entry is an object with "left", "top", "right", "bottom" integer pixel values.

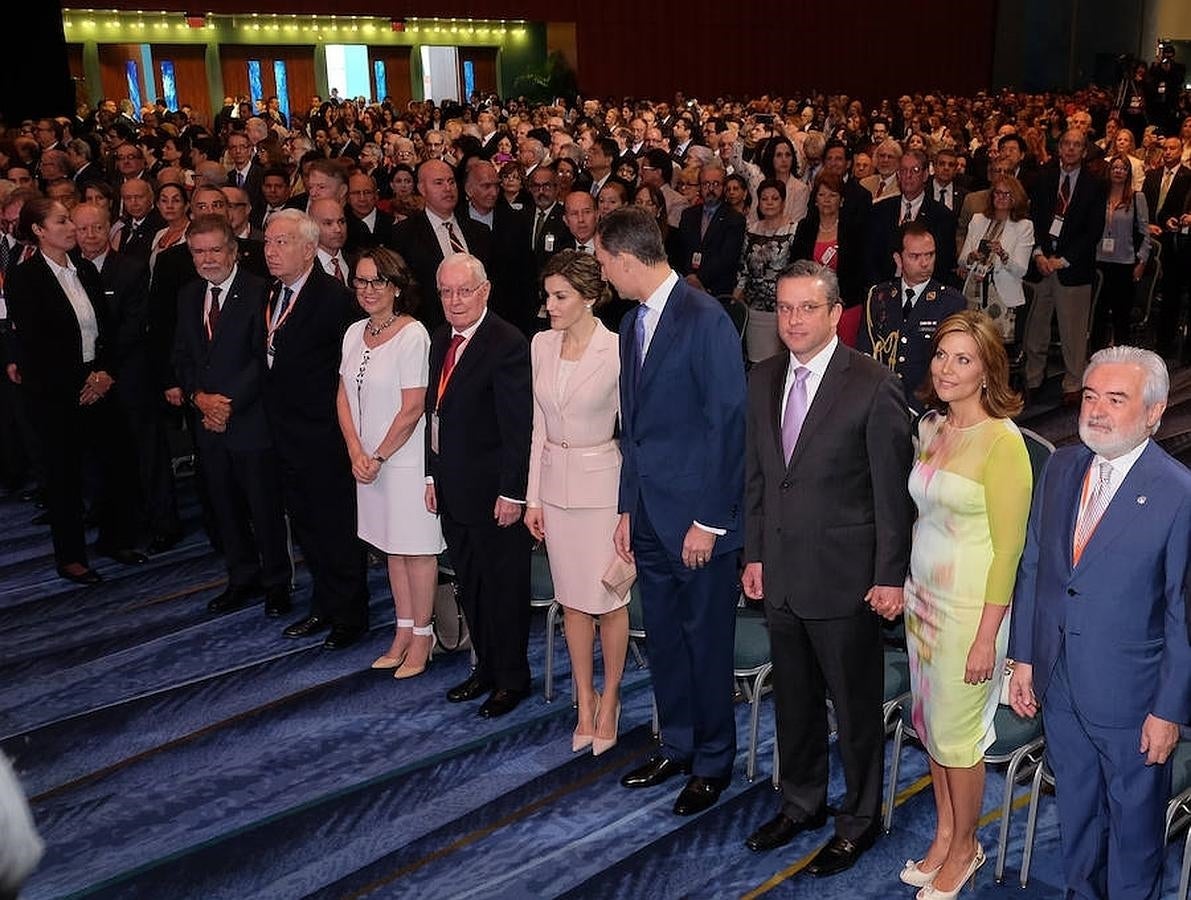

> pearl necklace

[{"left": 365, "top": 314, "right": 398, "bottom": 336}]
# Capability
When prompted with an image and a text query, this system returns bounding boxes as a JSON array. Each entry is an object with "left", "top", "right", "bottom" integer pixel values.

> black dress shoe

[
  {"left": 263, "top": 586, "right": 292, "bottom": 618},
  {"left": 323, "top": 623, "right": 367, "bottom": 650},
  {"left": 620, "top": 755, "right": 691, "bottom": 789},
  {"left": 282, "top": 615, "right": 329, "bottom": 639},
  {"left": 96, "top": 546, "right": 149, "bottom": 566},
  {"left": 806, "top": 828, "right": 878, "bottom": 877},
  {"left": 478, "top": 688, "right": 527, "bottom": 718},
  {"left": 146, "top": 532, "right": 182, "bottom": 555},
  {"left": 207, "top": 585, "right": 259, "bottom": 614},
  {"left": 30, "top": 510, "right": 50, "bottom": 526},
  {"left": 745, "top": 809, "right": 829, "bottom": 851},
  {"left": 57, "top": 564, "right": 102, "bottom": 586},
  {"left": 673, "top": 775, "right": 731, "bottom": 816},
  {"left": 446, "top": 674, "right": 492, "bottom": 703}
]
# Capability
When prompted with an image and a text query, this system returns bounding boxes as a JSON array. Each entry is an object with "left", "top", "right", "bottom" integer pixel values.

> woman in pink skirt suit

[{"left": 524, "top": 251, "right": 630, "bottom": 756}]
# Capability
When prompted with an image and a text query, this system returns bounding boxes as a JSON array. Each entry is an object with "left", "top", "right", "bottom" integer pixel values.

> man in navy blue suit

[
  {"left": 1009, "top": 346, "right": 1191, "bottom": 900},
  {"left": 596, "top": 206, "right": 747, "bottom": 817}
]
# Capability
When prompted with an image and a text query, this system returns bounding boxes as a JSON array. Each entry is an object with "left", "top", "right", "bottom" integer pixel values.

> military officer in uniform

[{"left": 855, "top": 222, "right": 966, "bottom": 409}]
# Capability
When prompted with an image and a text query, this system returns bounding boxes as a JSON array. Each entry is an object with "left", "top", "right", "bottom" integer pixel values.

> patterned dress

[{"left": 904, "top": 412, "right": 1032, "bottom": 767}]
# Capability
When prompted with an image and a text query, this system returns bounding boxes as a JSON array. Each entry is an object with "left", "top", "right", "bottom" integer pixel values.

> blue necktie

[{"left": 634, "top": 304, "right": 648, "bottom": 388}]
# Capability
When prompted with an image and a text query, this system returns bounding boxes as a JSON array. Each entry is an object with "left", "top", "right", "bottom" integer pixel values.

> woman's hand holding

[
  {"left": 79, "top": 370, "right": 114, "bottom": 405},
  {"left": 350, "top": 450, "right": 380, "bottom": 484}
]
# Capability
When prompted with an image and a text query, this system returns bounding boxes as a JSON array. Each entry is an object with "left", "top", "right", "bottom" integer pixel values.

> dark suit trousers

[
  {"left": 35, "top": 390, "right": 138, "bottom": 564},
  {"left": 275, "top": 446, "right": 368, "bottom": 627},
  {"left": 765, "top": 602, "right": 884, "bottom": 840},
  {"left": 198, "top": 437, "right": 291, "bottom": 590},
  {"left": 632, "top": 504, "right": 737, "bottom": 778},
  {"left": 440, "top": 511, "right": 531, "bottom": 692},
  {"left": 121, "top": 395, "right": 180, "bottom": 539},
  {"left": 1043, "top": 648, "right": 1169, "bottom": 900}
]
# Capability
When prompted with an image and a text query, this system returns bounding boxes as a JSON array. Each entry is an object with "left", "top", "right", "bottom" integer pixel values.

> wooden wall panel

[
  {"left": 97, "top": 44, "right": 146, "bottom": 106},
  {"left": 459, "top": 47, "right": 497, "bottom": 98},
  {"left": 66, "top": 45, "right": 88, "bottom": 109},
  {"left": 369, "top": 47, "right": 412, "bottom": 108},
  {"left": 149, "top": 45, "right": 211, "bottom": 126},
  {"left": 219, "top": 45, "right": 315, "bottom": 124}
]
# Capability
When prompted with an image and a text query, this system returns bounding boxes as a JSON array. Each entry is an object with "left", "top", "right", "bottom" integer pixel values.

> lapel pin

[{"left": 1137, "top": 495, "right": 1147, "bottom": 505}]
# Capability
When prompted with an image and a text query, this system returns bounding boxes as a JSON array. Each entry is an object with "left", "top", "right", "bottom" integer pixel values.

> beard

[{"left": 1078, "top": 417, "right": 1150, "bottom": 460}]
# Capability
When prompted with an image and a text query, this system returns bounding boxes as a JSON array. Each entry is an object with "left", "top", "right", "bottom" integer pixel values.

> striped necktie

[
  {"left": 444, "top": 221, "right": 466, "bottom": 254},
  {"left": 1072, "top": 461, "right": 1113, "bottom": 565}
]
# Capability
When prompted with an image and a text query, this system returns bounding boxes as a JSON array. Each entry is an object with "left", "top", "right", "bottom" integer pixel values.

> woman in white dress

[
  {"left": 524, "top": 251, "right": 629, "bottom": 755},
  {"left": 337, "top": 247, "right": 444, "bottom": 679}
]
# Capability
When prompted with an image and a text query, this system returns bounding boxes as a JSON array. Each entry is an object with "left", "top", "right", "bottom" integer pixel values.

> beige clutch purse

[{"left": 601, "top": 555, "right": 637, "bottom": 597}]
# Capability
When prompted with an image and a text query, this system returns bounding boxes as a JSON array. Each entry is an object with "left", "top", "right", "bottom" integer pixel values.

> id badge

[
  {"left": 691, "top": 251, "right": 703, "bottom": 270},
  {"left": 544, "top": 233, "right": 555, "bottom": 252},
  {"left": 1049, "top": 215, "right": 1064, "bottom": 239},
  {"left": 430, "top": 413, "right": 440, "bottom": 454},
  {"left": 1100, "top": 236, "right": 1115, "bottom": 254}
]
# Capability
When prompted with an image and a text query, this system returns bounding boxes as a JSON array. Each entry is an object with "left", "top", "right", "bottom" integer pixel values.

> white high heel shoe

[
  {"left": 899, "top": 857, "right": 941, "bottom": 887},
  {"left": 916, "top": 843, "right": 985, "bottom": 900}
]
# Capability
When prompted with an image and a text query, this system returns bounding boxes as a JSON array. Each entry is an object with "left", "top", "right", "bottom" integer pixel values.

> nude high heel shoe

[
  {"left": 394, "top": 624, "right": 435, "bottom": 679},
  {"left": 592, "top": 700, "right": 620, "bottom": 756},
  {"left": 573, "top": 693, "right": 600, "bottom": 752},
  {"left": 372, "top": 618, "right": 413, "bottom": 669}
]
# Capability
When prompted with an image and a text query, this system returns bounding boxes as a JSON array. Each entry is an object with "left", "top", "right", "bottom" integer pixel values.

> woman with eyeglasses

[
  {"left": 957, "top": 175, "right": 1034, "bottom": 344},
  {"left": 337, "top": 247, "right": 444, "bottom": 678},
  {"left": 1091, "top": 154, "right": 1150, "bottom": 350}
]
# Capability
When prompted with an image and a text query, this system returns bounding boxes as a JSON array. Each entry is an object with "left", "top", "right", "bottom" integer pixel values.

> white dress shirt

[
  {"left": 44, "top": 253, "right": 98, "bottom": 362},
  {"left": 781, "top": 335, "right": 838, "bottom": 420}
]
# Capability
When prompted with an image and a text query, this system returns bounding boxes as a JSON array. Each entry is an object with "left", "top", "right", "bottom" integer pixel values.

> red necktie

[
  {"left": 206, "top": 286, "right": 222, "bottom": 339},
  {"left": 437, "top": 334, "right": 466, "bottom": 398},
  {"left": 331, "top": 256, "right": 345, "bottom": 284}
]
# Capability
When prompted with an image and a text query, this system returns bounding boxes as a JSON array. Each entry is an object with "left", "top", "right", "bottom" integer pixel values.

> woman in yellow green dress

[{"left": 899, "top": 311, "right": 1033, "bottom": 899}]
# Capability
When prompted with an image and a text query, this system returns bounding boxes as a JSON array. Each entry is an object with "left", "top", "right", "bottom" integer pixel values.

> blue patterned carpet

[{"left": 1, "top": 481, "right": 1187, "bottom": 899}]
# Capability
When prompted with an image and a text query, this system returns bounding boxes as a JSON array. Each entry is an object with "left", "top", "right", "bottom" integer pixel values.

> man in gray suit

[{"left": 741, "top": 259, "right": 913, "bottom": 877}]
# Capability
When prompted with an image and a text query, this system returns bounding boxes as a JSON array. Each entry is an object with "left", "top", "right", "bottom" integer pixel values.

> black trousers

[
  {"left": 440, "top": 510, "right": 531, "bottom": 692},
  {"left": 276, "top": 446, "right": 368, "bottom": 627},
  {"left": 765, "top": 601, "right": 885, "bottom": 841},
  {"left": 1156, "top": 234, "right": 1189, "bottom": 354},
  {"left": 198, "top": 437, "right": 291, "bottom": 590},
  {"left": 1092, "top": 261, "right": 1136, "bottom": 350},
  {"left": 34, "top": 388, "right": 138, "bottom": 566},
  {"left": 121, "top": 396, "right": 180, "bottom": 540}
]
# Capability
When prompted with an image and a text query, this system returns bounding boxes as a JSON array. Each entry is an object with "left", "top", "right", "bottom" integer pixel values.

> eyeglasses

[
  {"left": 352, "top": 276, "right": 391, "bottom": 292},
  {"left": 439, "top": 283, "right": 484, "bottom": 300},
  {"left": 992, "top": 189, "right": 1013, "bottom": 198},
  {"left": 776, "top": 301, "right": 832, "bottom": 319},
  {"left": 115, "top": 154, "right": 141, "bottom": 162}
]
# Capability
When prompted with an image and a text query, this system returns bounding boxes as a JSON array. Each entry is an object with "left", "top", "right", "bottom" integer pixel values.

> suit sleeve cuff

[
  {"left": 693, "top": 520, "right": 727, "bottom": 536},
  {"left": 499, "top": 496, "right": 526, "bottom": 505}
]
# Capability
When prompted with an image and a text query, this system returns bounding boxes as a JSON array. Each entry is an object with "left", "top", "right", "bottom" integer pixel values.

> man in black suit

[
  {"left": 115, "top": 179, "right": 165, "bottom": 262},
  {"left": 864, "top": 148, "right": 957, "bottom": 290},
  {"left": 262, "top": 209, "right": 368, "bottom": 649},
  {"left": 675, "top": 163, "right": 747, "bottom": 298},
  {"left": 226, "top": 131, "right": 265, "bottom": 214},
  {"left": 928, "top": 148, "right": 967, "bottom": 215},
  {"left": 174, "top": 216, "right": 291, "bottom": 616},
  {"left": 425, "top": 253, "right": 533, "bottom": 718},
  {"left": 344, "top": 171, "right": 395, "bottom": 255},
  {"left": 742, "top": 259, "right": 913, "bottom": 876},
  {"left": 1023, "top": 129, "right": 1107, "bottom": 405},
  {"left": 461, "top": 159, "right": 538, "bottom": 336},
  {"left": 855, "top": 223, "right": 967, "bottom": 408},
  {"left": 388, "top": 159, "right": 492, "bottom": 332},
  {"left": 1142, "top": 137, "right": 1191, "bottom": 356},
  {"left": 71, "top": 201, "right": 181, "bottom": 552},
  {"left": 526, "top": 163, "right": 573, "bottom": 269},
  {"left": 822, "top": 141, "right": 872, "bottom": 235}
]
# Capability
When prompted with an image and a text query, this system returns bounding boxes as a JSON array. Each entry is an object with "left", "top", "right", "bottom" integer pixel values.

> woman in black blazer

[{"left": 6, "top": 198, "right": 143, "bottom": 584}]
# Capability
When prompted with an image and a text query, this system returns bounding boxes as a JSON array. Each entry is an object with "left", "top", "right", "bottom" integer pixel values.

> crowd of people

[{"left": 1, "top": 58, "right": 1190, "bottom": 896}]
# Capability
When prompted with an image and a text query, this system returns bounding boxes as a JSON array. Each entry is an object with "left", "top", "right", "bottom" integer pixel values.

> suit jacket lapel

[
  {"left": 787, "top": 344, "right": 850, "bottom": 471},
  {"left": 640, "top": 282, "right": 684, "bottom": 391},
  {"left": 440, "top": 313, "right": 492, "bottom": 406},
  {"left": 1060, "top": 446, "right": 1093, "bottom": 571},
  {"left": 563, "top": 326, "right": 612, "bottom": 405}
]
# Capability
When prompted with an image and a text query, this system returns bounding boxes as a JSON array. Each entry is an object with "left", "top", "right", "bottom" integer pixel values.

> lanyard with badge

[{"left": 265, "top": 283, "right": 298, "bottom": 362}]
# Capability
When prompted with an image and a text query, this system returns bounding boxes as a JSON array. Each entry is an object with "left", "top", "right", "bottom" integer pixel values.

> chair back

[{"left": 1018, "top": 426, "right": 1055, "bottom": 490}]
